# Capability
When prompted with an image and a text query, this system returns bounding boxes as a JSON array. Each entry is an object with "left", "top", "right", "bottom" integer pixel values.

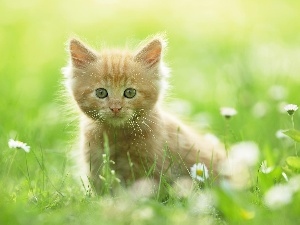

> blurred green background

[
  {"left": 2, "top": 0, "right": 300, "bottom": 152},
  {"left": 1, "top": 0, "right": 300, "bottom": 224}
]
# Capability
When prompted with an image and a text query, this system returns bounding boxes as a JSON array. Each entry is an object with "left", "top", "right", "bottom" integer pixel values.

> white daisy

[
  {"left": 8, "top": 139, "right": 30, "bottom": 153},
  {"left": 220, "top": 107, "right": 237, "bottom": 119},
  {"left": 264, "top": 184, "right": 293, "bottom": 210},
  {"left": 229, "top": 141, "right": 260, "bottom": 167},
  {"left": 219, "top": 141, "right": 260, "bottom": 190},
  {"left": 190, "top": 163, "right": 209, "bottom": 182},
  {"left": 260, "top": 160, "right": 274, "bottom": 174},
  {"left": 284, "top": 104, "right": 298, "bottom": 116}
]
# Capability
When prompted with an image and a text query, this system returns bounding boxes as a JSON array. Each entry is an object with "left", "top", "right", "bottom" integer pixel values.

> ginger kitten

[{"left": 63, "top": 35, "right": 226, "bottom": 193}]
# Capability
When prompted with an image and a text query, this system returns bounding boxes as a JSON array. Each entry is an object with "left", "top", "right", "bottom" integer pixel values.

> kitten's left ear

[{"left": 134, "top": 36, "right": 166, "bottom": 67}]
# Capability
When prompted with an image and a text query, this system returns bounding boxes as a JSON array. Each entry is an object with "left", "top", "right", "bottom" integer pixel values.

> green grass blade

[{"left": 283, "top": 129, "right": 300, "bottom": 142}]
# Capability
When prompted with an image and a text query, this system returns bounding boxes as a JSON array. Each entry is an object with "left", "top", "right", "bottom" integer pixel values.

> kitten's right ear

[
  {"left": 68, "top": 38, "right": 97, "bottom": 68},
  {"left": 134, "top": 36, "right": 166, "bottom": 68}
]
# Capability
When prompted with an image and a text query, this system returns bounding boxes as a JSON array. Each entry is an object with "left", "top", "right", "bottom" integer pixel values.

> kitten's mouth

[{"left": 100, "top": 109, "right": 136, "bottom": 126}]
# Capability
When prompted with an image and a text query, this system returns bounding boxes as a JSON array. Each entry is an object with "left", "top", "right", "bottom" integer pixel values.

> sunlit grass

[{"left": 1, "top": 0, "right": 300, "bottom": 224}]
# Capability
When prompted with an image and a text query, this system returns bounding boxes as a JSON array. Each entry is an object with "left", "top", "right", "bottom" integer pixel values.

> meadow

[{"left": 1, "top": 0, "right": 300, "bottom": 224}]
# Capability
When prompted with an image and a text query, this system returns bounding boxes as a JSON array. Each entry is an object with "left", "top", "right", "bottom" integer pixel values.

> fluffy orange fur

[{"left": 63, "top": 35, "right": 226, "bottom": 192}]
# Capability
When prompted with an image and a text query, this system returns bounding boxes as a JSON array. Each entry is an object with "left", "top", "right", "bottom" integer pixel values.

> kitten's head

[{"left": 63, "top": 35, "right": 169, "bottom": 126}]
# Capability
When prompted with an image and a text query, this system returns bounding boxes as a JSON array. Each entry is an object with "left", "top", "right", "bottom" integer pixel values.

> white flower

[
  {"left": 264, "top": 184, "right": 293, "bottom": 210},
  {"left": 275, "top": 130, "right": 287, "bottom": 139},
  {"left": 190, "top": 163, "right": 209, "bottom": 182},
  {"left": 220, "top": 161, "right": 251, "bottom": 190},
  {"left": 8, "top": 139, "right": 30, "bottom": 153},
  {"left": 128, "top": 179, "right": 157, "bottom": 200},
  {"left": 268, "top": 85, "right": 287, "bottom": 101},
  {"left": 203, "top": 133, "right": 220, "bottom": 147},
  {"left": 172, "top": 177, "right": 193, "bottom": 198},
  {"left": 284, "top": 104, "right": 298, "bottom": 115},
  {"left": 220, "top": 107, "right": 237, "bottom": 119},
  {"left": 260, "top": 160, "right": 274, "bottom": 174},
  {"left": 264, "top": 175, "right": 300, "bottom": 210},
  {"left": 252, "top": 102, "right": 268, "bottom": 118},
  {"left": 229, "top": 142, "right": 260, "bottom": 167},
  {"left": 190, "top": 191, "right": 216, "bottom": 215},
  {"left": 219, "top": 141, "right": 260, "bottom": 190}
]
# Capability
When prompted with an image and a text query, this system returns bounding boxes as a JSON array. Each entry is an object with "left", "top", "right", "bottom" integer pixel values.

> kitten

[{"left": 63, "top": 35, "right": 226, "bottom": 193}]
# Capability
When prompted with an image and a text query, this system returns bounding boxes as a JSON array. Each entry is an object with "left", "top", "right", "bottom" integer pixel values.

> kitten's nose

[{"left": 110, "top": 107, "right": 122, "bottom": 114}]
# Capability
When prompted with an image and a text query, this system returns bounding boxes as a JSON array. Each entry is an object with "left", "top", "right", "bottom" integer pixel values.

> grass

[{"left": 1, "top": 0, "right": 300, "bottom": 224}]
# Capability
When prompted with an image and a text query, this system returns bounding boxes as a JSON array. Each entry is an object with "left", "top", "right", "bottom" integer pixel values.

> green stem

[
  {"left": 224, "top": 119, "right": 230, "bottom": 158},
  {"left": 25, "top": 152, "right": 33, "bottom": 192},
  {"left": 127, "top": 151, "right": 135, "bottom": 182},
  {"left": 7, "top": 150, "right": 17, "bottom": 177},
  {"left": 291, "top": 115, "right": 298, "bottom": 156}
]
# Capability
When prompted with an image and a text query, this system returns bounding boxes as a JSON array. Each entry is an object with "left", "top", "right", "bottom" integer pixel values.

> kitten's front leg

[{"left": 80, "top": 124, "right": 105, "bottom": 193}]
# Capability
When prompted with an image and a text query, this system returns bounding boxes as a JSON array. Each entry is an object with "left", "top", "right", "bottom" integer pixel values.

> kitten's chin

[
  {"left": 105, "top": 115, "right": 130, "bottom": 127},
  {"left": 107, "top": 119, "right": 127, "bottom": 127}
]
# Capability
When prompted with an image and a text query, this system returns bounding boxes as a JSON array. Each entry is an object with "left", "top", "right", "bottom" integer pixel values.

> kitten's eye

[
  {"left": 124, "top": 88, "right": 136, "bottom": 98},
  {"left": 95, "top": 88, "right": 108, "bottom": 98}
]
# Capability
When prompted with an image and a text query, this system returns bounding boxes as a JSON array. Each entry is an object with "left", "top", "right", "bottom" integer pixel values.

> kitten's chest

[
  {"left": 105, "top": 130, "right": 154, "bottom": 179},
  {"left": 107, "top": 129, "right": 150, "bottom": 156}
]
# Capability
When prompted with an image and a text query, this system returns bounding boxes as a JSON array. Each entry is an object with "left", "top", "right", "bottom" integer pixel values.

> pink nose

[{"left": 110, "top": 107, "right": 122, "bottom": 113}]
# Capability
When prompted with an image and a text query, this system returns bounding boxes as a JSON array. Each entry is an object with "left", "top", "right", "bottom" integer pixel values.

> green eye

[
  {"left": 124, "top": 88, "right": 136, "bottom": 98},
  {"left": 95, "top": 88, "right": 108, "bottom": 98}
]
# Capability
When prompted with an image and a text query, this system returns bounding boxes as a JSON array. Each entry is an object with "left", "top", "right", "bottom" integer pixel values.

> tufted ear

[
  {"left": 69, "top": 38, "right": 97, "bottom": 68},
  {"left": 134, "top": 37, "right": 166, "bottom": 68}
]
